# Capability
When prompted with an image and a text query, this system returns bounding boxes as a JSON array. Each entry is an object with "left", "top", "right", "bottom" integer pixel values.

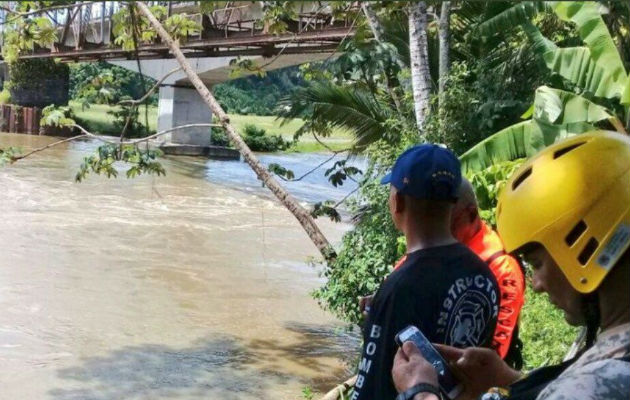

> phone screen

[{"left": 396, "top": 325, "right": 462, "bottom": 399}]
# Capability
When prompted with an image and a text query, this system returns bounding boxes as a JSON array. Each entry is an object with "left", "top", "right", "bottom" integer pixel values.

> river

[{"left": 0, "top": 134, "right": 361, "bottom": 400}]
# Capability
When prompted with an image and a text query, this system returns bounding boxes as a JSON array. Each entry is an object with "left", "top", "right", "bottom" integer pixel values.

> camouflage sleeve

[{"left": 536, "top": 359, "right": 630, "bottom": 400}]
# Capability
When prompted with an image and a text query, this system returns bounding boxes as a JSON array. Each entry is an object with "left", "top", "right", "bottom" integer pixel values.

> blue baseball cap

[{"left": 381, "top": 144, "right": 462, "bottom": 201}]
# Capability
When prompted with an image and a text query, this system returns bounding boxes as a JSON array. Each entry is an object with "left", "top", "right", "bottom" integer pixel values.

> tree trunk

[
  {"left": 361, "top": 1, "right": 404, "bottom": 114},
  {"left": 408, "top": 1, "right": 432, "bottom": 136},
  {"left": 438, "top": 1, "right": 451, "bottom": 105},
  {"left": 136, "top": 1, "right": 336, "bottom": 261},
  {"left": 361, "top": 2, "right": 405, "bottom": 70}
]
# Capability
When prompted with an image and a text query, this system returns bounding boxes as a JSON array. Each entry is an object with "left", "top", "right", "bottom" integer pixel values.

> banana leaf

[
  {"left": 459, "top": 120, "right": 595, "bottom": 173},
  {"left": 475, "top": 2, "right": 549, "bottom": 36},
  {"left": 533, "top": 86, "right": 615, "bottom": 125},
  {"left": 548, "top": 2, "right": 628, "bottom": 99}
]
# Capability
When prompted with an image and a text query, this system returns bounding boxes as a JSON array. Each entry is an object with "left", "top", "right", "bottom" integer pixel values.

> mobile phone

[{"left": 395, "top": 325, "right": 463, "bottom": 400}]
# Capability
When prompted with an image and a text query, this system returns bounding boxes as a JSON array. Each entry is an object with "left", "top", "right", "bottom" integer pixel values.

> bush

[
  {"left": 210, "top": 127, "right": 230, "bottom": 147},
  {"left": 8, "top": 59, "right": 69, "bottom": 107},
  {"left": 520, "top": 285, "right": 579, "bottom": 369},
  {"left": 313, "top": 179, "right": 402, "bottom": 324},
  {"left": 242, "top": 124, "right": 290, "bottom": 152},
  {"left": 0, "top": 88, "right": 11, "bottom": 105}
]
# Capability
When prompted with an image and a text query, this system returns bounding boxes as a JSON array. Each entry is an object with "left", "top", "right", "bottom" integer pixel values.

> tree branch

[
  {"left": 7, "top": 122, "right": 223, "bottom": 164},
  {"left": 72, "top": 122, "right": 221, "bottom": 145},
  {"left": 275, "top": 153, "right": 338, "bottom": 182},
  {"left": 333, "top": 185, "right": 359, "bottom": 208},
  {"left": 118, "top": 67, "right": 182, "bottom": 106},
  {"left": 10, "top": 134, "right": 88, "bottom": 162}
]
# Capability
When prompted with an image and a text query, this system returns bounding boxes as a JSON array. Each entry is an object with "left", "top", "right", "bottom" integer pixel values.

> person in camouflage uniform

[{"left": 390, "top": 131, "right": 630, "bottom": 400}]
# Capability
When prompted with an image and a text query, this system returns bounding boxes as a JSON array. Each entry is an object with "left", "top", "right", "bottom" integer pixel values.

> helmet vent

[
  {"left": 565, "top": 220, "right": 587, "bottom": 247},
  {"left": 512, "top": 167, "right": 532, "bottom": 190},
  {"left": 553, "top": 142, "right": 585, "bottom": 159},
  {"left": 578, "top": 237, "right": 599, "bottom": 266}
]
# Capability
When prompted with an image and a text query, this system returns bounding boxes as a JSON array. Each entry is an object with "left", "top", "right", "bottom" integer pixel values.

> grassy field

[{"left": 69, "top": 101, "right": 353, "bottom": 153}]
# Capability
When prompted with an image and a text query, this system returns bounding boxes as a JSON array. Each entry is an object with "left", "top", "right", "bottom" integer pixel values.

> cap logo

[
  {"left": 403, "top": 177, "right": 410, "bottom": 184},
  {"left": 432, "top": 170, "right": 455, "bottom": 180}
]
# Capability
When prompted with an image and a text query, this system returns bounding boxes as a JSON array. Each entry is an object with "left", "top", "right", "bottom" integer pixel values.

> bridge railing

[{"left": 0, "top": 1, "right": 358, "bottom": 61}]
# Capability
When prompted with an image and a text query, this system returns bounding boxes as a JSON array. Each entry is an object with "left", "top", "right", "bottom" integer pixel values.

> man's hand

[
  {"left": 392, "top": 341, "right": 439, "bottom": 394},
  {"left": 435, "top": 344, "right": 523, "bottom": 400},
  {"left": 359, "top": 294, "right": 374, "bottom": 316}
]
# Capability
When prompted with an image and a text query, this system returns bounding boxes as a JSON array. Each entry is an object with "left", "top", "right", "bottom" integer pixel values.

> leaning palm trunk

[
  {"left": 438, "top": 1, "right": 451, "bottom": 104},
  {"left": 408, "top": 1, "right": 432, "bottom": 136},
  {"left": 320, "top": 375, "right": 357, "bottom": 400},
  {"left": 136, "top": 1, "right": 335, "bottom": 261},
  {"left": 361, "top": 2, "right": 406, "bottom": 70}
]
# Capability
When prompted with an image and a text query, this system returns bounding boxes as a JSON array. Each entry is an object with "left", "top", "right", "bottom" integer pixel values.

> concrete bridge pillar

[{"left": 157, "top": 85, "right": 213, "bottom": 146}]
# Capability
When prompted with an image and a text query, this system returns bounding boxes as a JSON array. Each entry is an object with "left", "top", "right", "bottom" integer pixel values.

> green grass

[{"left": 69, "top": 101, "right": 353, "bottom": 153}]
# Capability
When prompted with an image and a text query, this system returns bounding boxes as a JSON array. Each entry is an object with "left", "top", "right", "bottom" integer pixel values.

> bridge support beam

[{"left": 157, "top": 85, "right": 213, "bottom": 146}]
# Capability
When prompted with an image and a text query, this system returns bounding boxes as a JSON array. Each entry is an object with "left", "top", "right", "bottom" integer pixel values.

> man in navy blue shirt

[{"left": 351, "top": 144, "right": 499, "bottom": 400}]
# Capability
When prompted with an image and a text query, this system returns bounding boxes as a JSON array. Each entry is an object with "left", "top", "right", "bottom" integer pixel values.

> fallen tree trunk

[
  {"left": 320, "top": 375, "right": 357, "bottom": 400},
  {"left": 136, "top": 1, "right": 336, "bottom": 262}
]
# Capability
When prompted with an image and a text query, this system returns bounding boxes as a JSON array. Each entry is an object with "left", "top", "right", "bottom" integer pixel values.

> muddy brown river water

[{"left": 0, "top": 134, "right": 359, "bottom": 399}]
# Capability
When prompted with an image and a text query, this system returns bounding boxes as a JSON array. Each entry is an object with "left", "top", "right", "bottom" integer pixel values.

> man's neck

[
  {"left": 405, "top": 226, "right": 457, "bottom": 253},
  {"left": 598, "top": 264, "right": 630, "bottom": 332}
]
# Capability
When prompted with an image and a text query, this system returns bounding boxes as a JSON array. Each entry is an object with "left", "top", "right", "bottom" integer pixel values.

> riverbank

[{"left": 69, "top": 101, "right": 354, "bottom": 153}]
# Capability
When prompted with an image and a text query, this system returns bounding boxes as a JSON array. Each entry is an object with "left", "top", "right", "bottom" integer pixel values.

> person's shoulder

[{"left": 537, "top": 359, "right": 630, "bottom": 400}]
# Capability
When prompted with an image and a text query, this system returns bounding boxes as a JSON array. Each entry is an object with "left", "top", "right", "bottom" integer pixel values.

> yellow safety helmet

[{"left": 497, "top": 131, "right": 630, "bottom": 293}]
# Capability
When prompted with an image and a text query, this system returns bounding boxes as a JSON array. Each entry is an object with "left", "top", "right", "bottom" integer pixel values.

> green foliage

[
  {"left": 107, "top": 102, "right": 148, "bottom": 139},
  {"left": 213, "top": 66, "right": 305, "bottom": 116},
  {"left": 520, "top": 285, "right": 579, "bottom": 369},
  {"left": 40, "top": 105, "right": 75, "bottom": 127},
  {"left": 228, "top": 57, "right": 266, "bottom": 79},
  {"left": 313, "top": 179, "right": 400, "bottom": 324},
  {"left": 0, "top": 147, "right": 20, "bottom": 166},
  {"left": 465, "top": 160, "right": 525, "bottom": 226},
  {"left": 75, "top": 144, "right": 165, "bottom": 182},
  {"left": 242, "top": 124, "right": 290, "bottom": 152},
  {"left": 424, "top": 62, "right": 536, "bottom": 156},
  {"left": 0, "top": 88, "right": 11, "bottom": 105},
  {"left": 267, "top": 163, "right": 295, "bottom": 180},
  {"left": 463, "top": 1, "right": 630, "bottom": 171},
  {"left": 70, "top": 62, "right": 158, "bottom": 105},
  {"left": 112, "top": 5, "right": 200, "bottom": 50},
  {"left": 163, "top": 13, "right": 201, "bottom": 40},
  {"left": 259, "top": 1, "right": 297, "bottom": 34},
  {"left": 311, "top": 201, "right": 341, "bottom": 223},
  {"left": 301, "top": 387, "right": 315, "bottom": 400},
  {"left": 210, "top": 127, "right": 230, "bottom": 147},
  {"left": 2, "top": 16, "right": 56, "bottom": 63},
  {"left": 325, "top": 160, "right": 361, "bottom": 187},
  {"left": 7, "top": 58, "right": 69, "bottom": 107},
  {"left": 280, "top": 82, "right": 390, "bottom": 150}
]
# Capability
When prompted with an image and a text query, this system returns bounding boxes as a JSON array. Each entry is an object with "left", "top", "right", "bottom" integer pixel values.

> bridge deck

[{"left": 1, "top": 1, "right": 356, "bottom": 62}]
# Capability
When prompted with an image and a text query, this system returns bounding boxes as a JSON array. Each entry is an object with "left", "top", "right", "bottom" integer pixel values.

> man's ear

[{"left": 394, "top": 192, "right": 406, "bottom": 214}]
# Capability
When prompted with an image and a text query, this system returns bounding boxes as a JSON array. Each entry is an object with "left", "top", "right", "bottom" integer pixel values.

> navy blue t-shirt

[{"left": 351, "top": 243, "right": 499, "bottom": 400}]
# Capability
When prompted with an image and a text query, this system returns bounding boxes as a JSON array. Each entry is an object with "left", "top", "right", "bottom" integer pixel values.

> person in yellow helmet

[{"left": 390, "top": 131, "right": 630, "bottom": 400}]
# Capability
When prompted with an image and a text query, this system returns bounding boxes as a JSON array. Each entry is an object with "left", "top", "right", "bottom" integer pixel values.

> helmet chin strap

[{"left": 582, "top": 292, "right": 601, "bottom": 349}]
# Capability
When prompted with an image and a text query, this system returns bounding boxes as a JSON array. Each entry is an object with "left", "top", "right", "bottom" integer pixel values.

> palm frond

[{"left": 279, "top": 82, "right": 389, "bottom": 149}]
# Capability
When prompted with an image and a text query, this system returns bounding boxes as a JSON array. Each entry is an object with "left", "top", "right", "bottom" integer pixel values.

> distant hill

[{"left": 213, "top": 66, "right": 304, "bottom": 116}]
